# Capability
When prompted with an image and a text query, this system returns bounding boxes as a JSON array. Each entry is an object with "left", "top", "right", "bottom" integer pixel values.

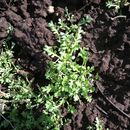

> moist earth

[{"left": 0, "top": 0, "right": 130, "bottom": 130}]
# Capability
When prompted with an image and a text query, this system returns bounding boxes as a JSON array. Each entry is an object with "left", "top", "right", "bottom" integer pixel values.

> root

[
  {"left": 0, "top": 112, "right": 15, "bottom": 129},
  {"left": 110, "top": 15, "right": 126, "bottom": 21},
  {"left": 96, "top": 81, "right": 130, "bottom": 119}
]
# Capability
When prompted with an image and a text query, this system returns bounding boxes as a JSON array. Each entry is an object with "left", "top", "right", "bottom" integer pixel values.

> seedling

[
  {"left": 106, "top": 0, "right": 130, "bottom": 12},
  {"left": 88, "top": 117, "right": 107, "bottom": 130}
]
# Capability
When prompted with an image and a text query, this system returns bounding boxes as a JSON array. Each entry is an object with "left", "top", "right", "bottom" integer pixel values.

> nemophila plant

[
  {"left": 106, "top": 0, "right": 129, "bottom": 12},
  {"left": 0, "top": 44, "right": 33, "bottom": 108},
  {"left": 43, "top": 13, "right": 95, "bottom": 129},
  {"left": 0, "top": 44, "right": 35, "bottom": 129},
  {"left": 88, "top": 117, "right": 106, "bottom": 130},
  {"left": 44, "top": 20, "right": 94, "bottom": 102}
]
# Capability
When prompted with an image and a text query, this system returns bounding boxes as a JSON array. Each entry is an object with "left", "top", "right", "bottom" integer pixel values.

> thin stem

[
  {"left": 110, "top": 15, "right": 126, "bottom": 20},
  {"left": 0, "top": 112, "right": 15, "bottom": 129}
]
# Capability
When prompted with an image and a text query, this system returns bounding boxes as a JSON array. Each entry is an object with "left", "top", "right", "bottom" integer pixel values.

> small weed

[
  {"left": 5, "top": 24, "right": 14, "bottom": 42},
  {"left": 88, "top": 117, "right": 107, "bottom": 130},
  {"left": 95, "top": 117, "right": 104, "bottom": 130},
  {"left": 0, "top": 41, "right": 39, "bottom": 130},
  {"left": 43, "top": 11, "right": 95, "bottom": 129},
  {"left": 106, "top": 0, "right": 130, "bottom": 12}
]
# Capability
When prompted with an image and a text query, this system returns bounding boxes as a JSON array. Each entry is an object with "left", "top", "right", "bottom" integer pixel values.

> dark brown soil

[{"left": 1, "top": 0, "right": 130, "bottom": 129}]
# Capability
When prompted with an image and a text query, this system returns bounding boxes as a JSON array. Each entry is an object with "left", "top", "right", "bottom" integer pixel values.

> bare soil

[{"left": 1, "top": 0, "right": 130, "bottom": 129}]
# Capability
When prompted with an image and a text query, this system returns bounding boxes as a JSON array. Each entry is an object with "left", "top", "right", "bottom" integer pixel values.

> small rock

[{"left": 48, "top": 6, "right": 54, "bottom": 14}]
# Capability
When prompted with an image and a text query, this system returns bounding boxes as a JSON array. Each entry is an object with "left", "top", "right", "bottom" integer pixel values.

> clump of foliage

[
  {"left": 44, "top": 19, "right": 94, "bottom": 102},
  {"left": 0, "top": 10, "right": 96, "bottom": 130},
  {"left": 43, "top": 12, "right": 95, "bottom": 129},
  {"left": 106, "top": 0, "right": 129, "bottom": 12},
  {"left": 88, "top": 117, "right": 107, "bottom": 130},
  {"left": 0, "top": 44, "right": 32, "bottom": 109},
  {"left": 0, "top": 44, "right": 35, "bottom": 129}
]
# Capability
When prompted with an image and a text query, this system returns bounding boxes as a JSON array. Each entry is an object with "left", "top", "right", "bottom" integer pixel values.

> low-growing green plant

[
  {"left": 0, "top": 44, "right": 33, "bottom": 109},
  {"left": 5, "top": 24, "right": 14, "bottom": 42},
  {"left": 44, "top": 19, "right": 94, "bottom": 102},
  {"left": 0, "top": 44, "right": 51, "bottom": 130},
  {"left": 88, "top": 117, "right": 107, "bottom": 130},
  {"left": 95, "top": 117, "right": 104, "bottom": 130},
  {"left": 43, "top": 12, "right": 95, "bottom": 129},
  {"left": 0, "top": 44, "right": 37, "bottom": 129},
  {"left": 106, "top": 0, "right": 129, "bottom": 12}
]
